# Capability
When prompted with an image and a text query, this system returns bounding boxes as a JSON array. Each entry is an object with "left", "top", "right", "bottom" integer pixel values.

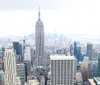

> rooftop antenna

[{"left": 38, "top": 5, "right": 40, "bottom": 20}]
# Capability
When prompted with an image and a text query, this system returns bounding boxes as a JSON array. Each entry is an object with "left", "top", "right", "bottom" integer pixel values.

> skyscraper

[
  {"left": 35, "top": 8, "right": 44, "bottom": 66},
  {"left": 50, "top": 55, "right": 75, "bottom": 85},
  {"left": 87, "top": 43, "right": 92, "bottom": 60},
  {"left": 76, "top": 45, "right": 82, "bottom": 62},
  {"left": 13, "top": 42, "right": 22, "bottom": 63},
  {"left": 98, "top": 53, "right": 100, "bottom": 77},
  {"left": 74, "top": 41, "right": 77, "bottom": 57},
  {"left": 4, "top": 47, "right": 18, "bottom": 85},
  {"left": 17, "top": 63, "right": 25, "bottom": 85}
]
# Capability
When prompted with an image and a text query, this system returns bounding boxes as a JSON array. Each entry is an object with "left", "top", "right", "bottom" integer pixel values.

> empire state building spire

[{"left": 38, "top": 6, "right": 40, "bottom": 20}]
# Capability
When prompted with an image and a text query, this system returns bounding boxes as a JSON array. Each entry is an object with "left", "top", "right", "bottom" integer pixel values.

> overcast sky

[{"left": 0, "top": 0, "right": 100, "bottom": 37}]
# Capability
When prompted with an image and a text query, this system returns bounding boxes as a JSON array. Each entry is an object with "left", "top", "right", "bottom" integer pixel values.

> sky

[{"left": 0, "top": 0, "right": 100, "bottom": 37}]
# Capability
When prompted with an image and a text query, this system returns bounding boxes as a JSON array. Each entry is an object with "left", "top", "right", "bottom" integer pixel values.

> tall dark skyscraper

[
  {"left": 87, "top": 43, "right": 92, "bottom": 60},
  {"left": 76, "top": 46, "right": 82, "bottom": 62},
  {"left": 74, "top": 41, "right": 77, "bottom": 57},
  {"left": 13, "top": 42, "right": 22, "bottom": 63},
  {"left": 35, "top": 9, "right": 44, "bottom": 66},
  {"left": 98, "top": 53, "right": 100, "bottom": 77}
]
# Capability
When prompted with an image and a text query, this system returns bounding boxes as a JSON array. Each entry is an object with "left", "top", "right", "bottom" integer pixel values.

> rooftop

[
  {"left": 88, "top": 79, "right": 96, "bottom": 85},
  {"left": 93, "top": 77, "right": 100, "bottom": 84},
  {"left": 50, "top": 54, "right": 75, "bottom": 60}
]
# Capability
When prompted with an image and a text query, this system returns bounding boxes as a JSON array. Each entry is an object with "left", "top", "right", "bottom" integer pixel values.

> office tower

[
  {"left": 70, "top": 44, "right": 73, "bottom": 55},
  {"left": 40, "top": 76, "right": 45, "bottom": 85},
  {"left": 98, "top": 53, "right": 100, "bottom": 77},
  {"left": 0, "top": 70, "right": 4, "bottom": 85},
  {"left": 15, "top": 77, "right": 21, "bottom": 85},
  {"left": 24, "top": 60, "right": 31, "bottom": 75},
  {"left": 35, "top": 8, "right": 44, "bottom": 66},
  {"left": 30, "top": 47, "right": 35, "bottom": 66},
  {"left": 75, "top": 72, "right": 83, "bottom": 85},
  {"left": 4, "top": 47, "right": 17, "bottom": 85},
  {"left": 81, "top": 61, "right": 88, "bottom": 82},
  {"left": 88, "top": 62, "right": 91, "bottom": 78},
  {"left": 24, "top": 63, "right": 28, "bottom": 82},
  {"left": 0, "top": 47, "right": 5, "bottom": 60},
  {"left": 13, "top": 42, "right": 22, "bottom": 63},
  {"left": 28, "top": 80, "right": 39, "bottom": 85},
  {"left": 74, "top": 41, "right": 77, "bottom": 56},
  {"left": 76, "top": 45, "right": 82, "bottom": 62},
  {"left": 91, "top": 60, "right": 98, "bottom": 78},
  {"left": 50, "top": 55, "right": 75, "bottom": 85},
  {"left": 0, "top": 59, "right": 4, "bottom": 70},
  {"left": 19, "top": 39, "right": 26, "bottom": 62},
  {"left": 87, "top": 43, "right": 92, "bottom": 60},
  {"left": 17, "top": 63, "right": 25, "bottom": 85},
  {"left": 24, "top": 44, "right": 31, "bottom": 61}
]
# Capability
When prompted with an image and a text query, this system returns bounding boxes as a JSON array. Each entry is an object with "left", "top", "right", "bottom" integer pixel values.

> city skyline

[{"left": 0, "top": 0, "right": 100, "bottom": 37}]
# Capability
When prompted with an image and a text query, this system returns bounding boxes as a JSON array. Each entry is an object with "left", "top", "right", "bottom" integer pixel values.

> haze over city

[{"left": 0, "top": 0, "right": 100, "bottom": 37}]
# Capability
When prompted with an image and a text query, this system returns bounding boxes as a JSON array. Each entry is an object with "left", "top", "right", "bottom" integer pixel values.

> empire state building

[{"left": 35, "top": 9, "right": 44, "bottom": 66}]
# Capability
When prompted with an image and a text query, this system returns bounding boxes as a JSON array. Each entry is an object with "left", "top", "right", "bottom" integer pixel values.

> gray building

[
  {"left": 87, "top": 43, "right": 92, "bottom": 60},
  {"left": 35, "top": 9, "right": 44, "bottom": 66},
  {"left": 17, "top": 63, "right": 25, "bottom": 85},
  {"left": 50, "top": 54, "right": 75, "bottom": 85}
]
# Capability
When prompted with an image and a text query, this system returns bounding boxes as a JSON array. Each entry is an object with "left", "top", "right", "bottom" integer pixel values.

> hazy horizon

[{"left": 0, "top": 0, "right": 100, "bottom": 37}]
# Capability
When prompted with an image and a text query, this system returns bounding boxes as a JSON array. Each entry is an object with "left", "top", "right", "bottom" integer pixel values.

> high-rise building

[
  {"left": 76, "top": 46, "right": 82, "bottom": 62},
  {"left": 17, "top": 63, "right": 25, "bottom": 85},
  {"left": 87, "top": 43, "right": 92, "bottom": 60},
  {"left": 0, "top": 47, "right": 5, "bottom": 60},
  {"left": 50, "top": 54, "right": 75, "bottom": 85},
  {"left": 24, "top": 44, "right": 31, "bottom": 61},
  {"left": 0, "top": 70, "right": 4, "bottom": 85},
  {"left": 24, "top": 60, "right": 31, "bottom": 75},
  {"left": 70, "top": 44, "right": 73, "bottom": 56},
  {"left": 4, "top": 47, "right": 17, "bottom": 85},
  {"left": 30, "top": 47, "right": 35, "bottom": 67},
  {"left": 74, "top": 41, "right": 77, "bottom": 57},
  {"left": 35, "top": 8, "right": 44, "bottom": 66},
  {"left": 91, "top": 60, "right": 98, "bottom": 78},
  {"left": 98, "top": 53, "right": 100, "bottom": 77},
  {"left": 13, "top": 42, "right": 22, "bottom": 63}
]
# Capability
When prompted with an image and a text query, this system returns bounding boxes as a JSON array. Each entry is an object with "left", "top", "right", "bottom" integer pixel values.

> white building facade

[
  {"left": 50, "top": 55, "right": 75, "bottom": 85},
  {"left": 4, "top": 47, "right": 21, "bottom": 85}
]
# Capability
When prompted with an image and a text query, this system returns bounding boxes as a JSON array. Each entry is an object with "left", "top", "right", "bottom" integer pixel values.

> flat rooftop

[
  {"left": 93, "top": 77, "right": 100, "bottom": 84},
  {"left": 88, "top": 79, "right": 96, "bottom": 85},
  {"left": 50, "top": 54, "right": 75, "bottom": 60}
]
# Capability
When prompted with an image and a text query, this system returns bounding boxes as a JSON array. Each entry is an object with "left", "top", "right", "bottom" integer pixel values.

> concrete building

[
  {"left": 81, "top": 61, "right": 88, "bottom": 82},
  {"left": 24, "top": 44, "right": 31, "bottom": 61},
  {"left": 75, "top": 72, "right": 83, "bottom": 85},
  {"left": 15, "top": 77, "right": 21, "bottom": 85},
  {"left": 87, "top": 43, "right": 92, "bottom": 60},
  {"left": 35, "top": 8, "right": 44, "bottom": 66},
  {"left": 4, "top": 47, "right": 18, "bottom": 85},
  {"left": 24, "top": 60, "right": 31, "bottom": 75},
  {"left": 17, "top": 63, "right": 25, "bottom": 85},
  {"left": 40, "top": 76, "right": 45, "bottom": 85},
  {"left": 91, "top": 60, "right": 98, "bottom": 78},
  {"left": 13, "top": 42, "right": 22, "bottom": 63},
  {"left": 28, "top": 80, "right": 39, "bottom": 85},
  {"left": 50, "top": 54, "right": 75, "bottom": 85},
  {"left": 0, "top": 70, "right": 4, "bottom": 85}
]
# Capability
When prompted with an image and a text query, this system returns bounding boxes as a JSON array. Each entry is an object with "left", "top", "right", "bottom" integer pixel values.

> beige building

[
  {"left": 15, "top": 77, "right": 21, "bottom": 85},
  {"left": 4, "top": 47, "right": 21, "bottom": 85},
  {"left": 28, "top": 80, "right": 39, "bottom": 85}
]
